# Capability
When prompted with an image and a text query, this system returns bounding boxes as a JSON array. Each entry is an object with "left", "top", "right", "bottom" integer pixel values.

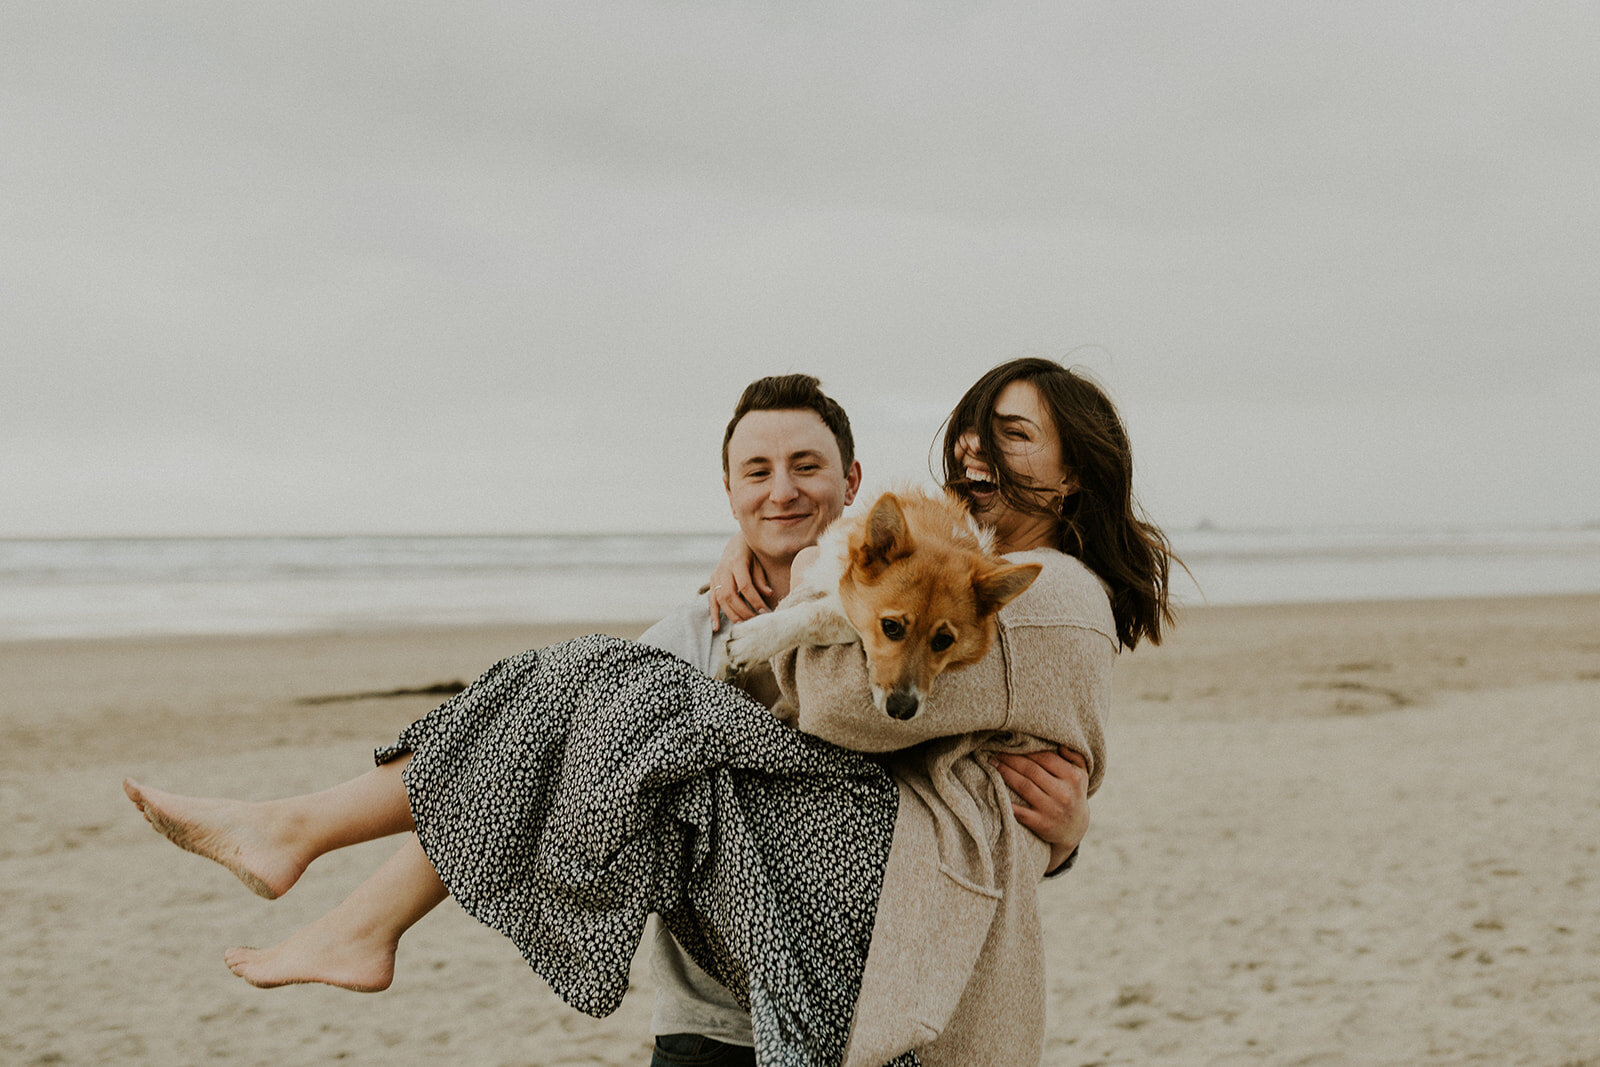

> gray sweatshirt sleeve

[{"left": 637, "top": 599, "right": 718, "bottom": 674}]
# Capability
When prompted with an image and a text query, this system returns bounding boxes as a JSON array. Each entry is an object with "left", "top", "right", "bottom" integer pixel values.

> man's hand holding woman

[{"left": 990, "top": 746, "right": 1090, "bottom": 875}]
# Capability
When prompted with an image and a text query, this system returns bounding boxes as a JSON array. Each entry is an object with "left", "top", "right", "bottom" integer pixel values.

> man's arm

[{"left": 638, "top": 601, "right": 718, "bottom": 674}]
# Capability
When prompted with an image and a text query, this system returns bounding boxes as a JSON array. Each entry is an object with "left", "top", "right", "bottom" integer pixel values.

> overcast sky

[{"left": 6, "top": 2, "right": 1597, "bottom": 537}]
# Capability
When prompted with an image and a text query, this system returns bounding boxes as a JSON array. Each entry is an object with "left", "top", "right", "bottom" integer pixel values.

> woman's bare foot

[
  {"left": 224, "top": 834, "right": 444, "bottom": 994},
  {"left": 122, "top": 778, "right": 309, "bottom": 899},
  {"left": 224, "top": 915, "right": 397, "bottom": 992}
]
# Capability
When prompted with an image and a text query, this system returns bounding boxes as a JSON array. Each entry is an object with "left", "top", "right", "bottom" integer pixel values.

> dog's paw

[
  {"left": 728, "top": 608, "right": 820, "bottom": 670},
  {"left": 710, "top": 633, "right": 740, "bottom": 681},
  {"left": 712, "top": 621, "right": 779, "bottom": 679},
  {"left": 721, "top": 622, "right": 781, "bottom": 674}
]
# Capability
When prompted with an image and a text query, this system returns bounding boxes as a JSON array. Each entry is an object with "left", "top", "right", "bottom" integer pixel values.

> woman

[
  {"left": 723, "top": 358, "right": 1173, "bottom": 1065},
  {"left": 124, "top": 358, "right": 1174, "bottom": 1066}
]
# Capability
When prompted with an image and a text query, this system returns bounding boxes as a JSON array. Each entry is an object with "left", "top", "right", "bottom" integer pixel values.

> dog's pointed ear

[
  {"left": 972, "top": 561, "right": 1042, "bottom": 617},
  {"left": 856, "top": 492, "right": 914, "bottom": 572}
]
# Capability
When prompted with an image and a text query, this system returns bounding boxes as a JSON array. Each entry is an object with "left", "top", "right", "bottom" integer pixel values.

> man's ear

[
  {"left": 843, "top": 460, "right": 863, "bottom": 505},
  {"left": 724, "top": 476, "right": 735, "bottom": 517}
]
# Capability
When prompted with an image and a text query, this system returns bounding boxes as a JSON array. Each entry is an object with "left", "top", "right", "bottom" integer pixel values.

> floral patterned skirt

[{"left": 376, "top": 634, "right": 918, "bottom": 1067}]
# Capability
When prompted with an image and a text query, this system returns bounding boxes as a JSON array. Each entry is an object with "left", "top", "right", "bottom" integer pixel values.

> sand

[{"left": 2, "top": 597, "right": 1598, "bottom": 1065}]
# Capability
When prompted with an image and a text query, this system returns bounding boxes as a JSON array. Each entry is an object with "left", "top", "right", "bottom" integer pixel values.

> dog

[{"left": 714, "top": 487, "right": 1042, "bottom": 720}]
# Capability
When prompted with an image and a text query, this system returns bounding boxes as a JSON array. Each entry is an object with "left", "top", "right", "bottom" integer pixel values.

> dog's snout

[{"left": 885, "top": 691, "right": 920, "bottom": 720}]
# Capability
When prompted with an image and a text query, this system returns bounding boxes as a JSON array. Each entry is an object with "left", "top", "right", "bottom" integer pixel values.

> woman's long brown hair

[{"left": 942, "top": 357, "right": 1178, "bottom": 649}]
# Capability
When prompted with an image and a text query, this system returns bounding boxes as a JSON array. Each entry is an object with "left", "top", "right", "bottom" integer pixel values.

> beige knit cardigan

[{"left": 771, "top": 547, "right": 1117, "bottom": 1067}]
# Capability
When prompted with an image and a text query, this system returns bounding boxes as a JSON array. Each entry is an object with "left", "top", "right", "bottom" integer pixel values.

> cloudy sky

[{"left": 6, "top": 2, "right": 1597, "bottom": 537}]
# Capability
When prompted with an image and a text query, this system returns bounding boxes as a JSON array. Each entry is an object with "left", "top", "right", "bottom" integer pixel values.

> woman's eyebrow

[{"left": 995, "top": 413, "right": 1038, "bottom": 429}]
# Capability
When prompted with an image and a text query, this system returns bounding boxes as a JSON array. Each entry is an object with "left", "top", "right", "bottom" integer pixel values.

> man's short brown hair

[{"left": 721, "top": 374, "right": 855, "bottom": 475}]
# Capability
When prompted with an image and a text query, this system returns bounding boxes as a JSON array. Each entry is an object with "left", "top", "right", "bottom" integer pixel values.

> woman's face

[{"left": 953, "top": 380, "right": 1074, "bottom": 553}]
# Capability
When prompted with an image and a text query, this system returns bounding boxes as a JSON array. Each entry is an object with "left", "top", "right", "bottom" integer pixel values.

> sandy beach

[{"left": 3, "top": 596, "right": 1598, "bottom": 1066}]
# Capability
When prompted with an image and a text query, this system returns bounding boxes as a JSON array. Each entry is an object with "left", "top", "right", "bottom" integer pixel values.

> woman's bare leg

[
  {"left": 122, "top": 757, "right": 416, "bottom": 899},
  {"left": 224, "top": 834, "right": 447, "bottom": 991}
]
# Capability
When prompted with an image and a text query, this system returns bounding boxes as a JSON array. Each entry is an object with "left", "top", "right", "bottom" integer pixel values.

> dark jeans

[{"left": 650, "top": 1033, "right": 757, "bottom": 1067}]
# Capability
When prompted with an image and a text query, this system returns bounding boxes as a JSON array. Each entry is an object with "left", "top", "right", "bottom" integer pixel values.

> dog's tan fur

[{"left": 716, "top": 488, "right": 1041, "bottom": 720}]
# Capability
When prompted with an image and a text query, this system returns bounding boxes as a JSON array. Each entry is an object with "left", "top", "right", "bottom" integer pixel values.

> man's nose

[{"left": 769, "top": 470, "right": 800, "bottom": 502}]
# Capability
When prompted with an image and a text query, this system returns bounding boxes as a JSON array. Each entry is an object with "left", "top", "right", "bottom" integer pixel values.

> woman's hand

[
  {"left": 990, "top": 745, "right": 1090, "bottom": 873},
  {"left": 708, "top": 532, "right": 773, "bottom": 631}
]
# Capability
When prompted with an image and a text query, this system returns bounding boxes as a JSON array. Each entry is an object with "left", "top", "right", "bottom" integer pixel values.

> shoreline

[
  {"left": 4, "top": 594, "right": 1598, "bottom": 1063},
  {"left": 7, "top": 586, "right": 1600, "bottom": 647},
  {"left": 0, "top": 617, "right": 660, "bottom": 652}
]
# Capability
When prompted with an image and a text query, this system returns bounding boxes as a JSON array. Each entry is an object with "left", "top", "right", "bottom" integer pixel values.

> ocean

[{"left": 4, "top": 525, "right": 1600, "bottom": 640}]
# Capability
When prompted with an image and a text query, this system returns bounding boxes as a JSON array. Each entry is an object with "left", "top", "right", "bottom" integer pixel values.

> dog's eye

[
  {"left": 880, "top": 618, "right": 906, "bottom": 641},
  {"left": 930, "top": 633, "right": 954, "bottom": 652}
]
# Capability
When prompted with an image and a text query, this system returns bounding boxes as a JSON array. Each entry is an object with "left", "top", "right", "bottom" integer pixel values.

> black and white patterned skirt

[{"left": 376, "top": 635, "right": 917, "bottom": 1067}]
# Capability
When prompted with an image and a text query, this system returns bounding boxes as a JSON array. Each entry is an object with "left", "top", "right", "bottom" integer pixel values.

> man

[{"left": 638, "top": 374, "right": 1088, "bottom": 1067}]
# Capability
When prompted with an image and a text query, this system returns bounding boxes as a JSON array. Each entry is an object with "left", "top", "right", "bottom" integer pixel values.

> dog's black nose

[{"left": 886, "top": 692, "right": 920, "bottom": 720}]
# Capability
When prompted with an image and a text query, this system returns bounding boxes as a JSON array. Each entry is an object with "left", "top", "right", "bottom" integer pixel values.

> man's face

[{"left": 724, "top": 408, "right": 860, "bottom": 578}]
